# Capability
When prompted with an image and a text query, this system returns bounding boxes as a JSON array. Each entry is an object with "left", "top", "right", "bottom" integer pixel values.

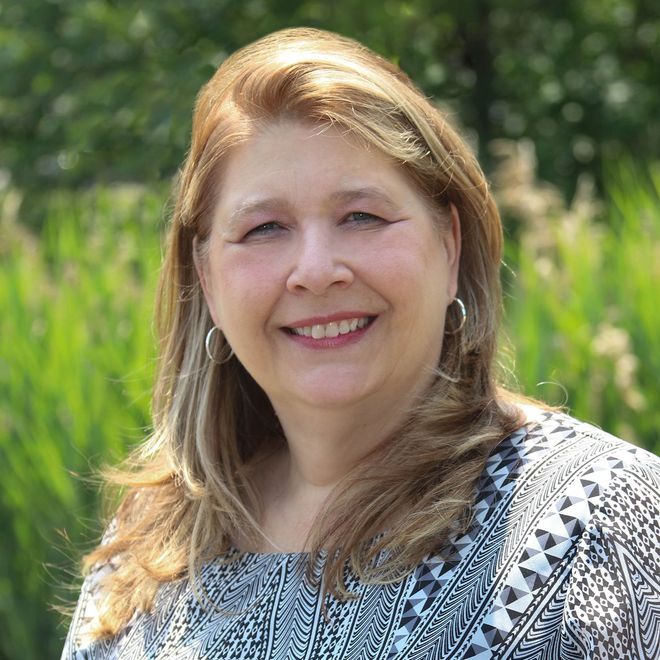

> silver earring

[
  {"left": 205, "top": 326, "right": 234, "bottom": 364},
  {"left": 445, "top": 297, "right": 467, "bottom": 334}
]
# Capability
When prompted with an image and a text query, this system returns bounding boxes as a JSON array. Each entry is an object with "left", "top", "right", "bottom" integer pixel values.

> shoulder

[
  {"left": 499, "top": 407, "right": 660, "bottom": 494},
  {"left": 460, "top": 409, "right": 660, "bottom": 657},
  {"left": 477, "top": 407, "right": 660, "bottom": 565},
  {"left": 511, "top": 411, "right": 660, "bottom": 658},
  {"left": 61, "top": 518, "right": 129, "bottom": 657},
  {"left": 502, "top": 409, "right": 660, "bottom": 610},
  {"left": 61, "top": 562, "right": 118, "bottom": 658}
]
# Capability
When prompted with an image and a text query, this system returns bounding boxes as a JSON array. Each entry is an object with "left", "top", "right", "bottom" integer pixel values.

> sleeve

[
  {"left": 61, "top": 562, "right": 117, "bottom": 660},
  {"left": 560, "top": 451, "right": 660, "bottom": 659},
  {"left": 61, "top": 519, "right": 121, "bottom": 659}
]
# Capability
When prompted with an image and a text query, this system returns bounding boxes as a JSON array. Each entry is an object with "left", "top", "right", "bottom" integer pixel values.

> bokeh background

[{"left": 1, "top": 1, "right": 658, "bottom": 657}]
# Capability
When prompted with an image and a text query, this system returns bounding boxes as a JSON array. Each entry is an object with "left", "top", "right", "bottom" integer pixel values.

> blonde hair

[{"left": 83, "top": 27, "right": 523, "bottom": 637}]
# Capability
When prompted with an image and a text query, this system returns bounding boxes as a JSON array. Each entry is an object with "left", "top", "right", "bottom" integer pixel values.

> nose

[{"left": 285, "top": 229, "right": 354, "bottom": 295}]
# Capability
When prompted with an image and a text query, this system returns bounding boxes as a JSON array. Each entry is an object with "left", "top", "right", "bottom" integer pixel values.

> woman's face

[{"left": 197, "top": 121, "right": 460, "bottom": 415}]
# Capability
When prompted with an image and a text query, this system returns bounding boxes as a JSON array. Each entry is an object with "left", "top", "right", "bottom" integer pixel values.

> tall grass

[
  {"left": 0, "top": 161, "right": 658, "bottom": 659},
  {"left": 500, "top": 157, "right": 660, "bottom": 449},
  {"left": 0, "top": 186, "right": 164, "bottom": 658}
]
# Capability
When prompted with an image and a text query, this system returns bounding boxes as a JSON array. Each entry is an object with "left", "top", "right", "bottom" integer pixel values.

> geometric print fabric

[{"left": 62, "top": 411, "right": 660, "bottom": 659}]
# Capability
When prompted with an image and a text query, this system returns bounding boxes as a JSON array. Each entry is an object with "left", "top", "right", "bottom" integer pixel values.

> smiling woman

[
  {"left": 62, "top": 28, "right": 660, "bottom": 659},
  {"left": 195, "top": 121, "right": 458, "bottom": 417}
]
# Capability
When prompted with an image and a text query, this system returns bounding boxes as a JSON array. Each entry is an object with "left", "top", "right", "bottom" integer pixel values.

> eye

[
  {"left": 344, "top": 211, "right": 385, "bottom": 226},
  {"left": 244, "top": 221, "right": 284, "bottom": 239}
]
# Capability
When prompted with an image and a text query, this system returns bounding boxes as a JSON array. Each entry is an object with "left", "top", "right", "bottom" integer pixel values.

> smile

[{"left": 287, "top": 316, "right": 373, "bottom": 339}]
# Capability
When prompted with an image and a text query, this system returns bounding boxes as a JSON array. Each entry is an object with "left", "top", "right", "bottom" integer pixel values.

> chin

[
  {"left": 297, "top": 390, "right": 370, "bottom": 410},
  {"left": 283, "top": 379, "right": 373, "bottom": 410}
]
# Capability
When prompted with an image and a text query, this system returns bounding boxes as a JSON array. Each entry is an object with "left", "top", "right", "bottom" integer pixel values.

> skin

[{"left": 195, "top": 121, "right": 461, "bottom": 551}]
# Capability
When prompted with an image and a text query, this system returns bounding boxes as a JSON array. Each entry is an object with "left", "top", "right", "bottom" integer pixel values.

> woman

[{"left": 63, "top": 28, "right": 660, "bottom": 659}]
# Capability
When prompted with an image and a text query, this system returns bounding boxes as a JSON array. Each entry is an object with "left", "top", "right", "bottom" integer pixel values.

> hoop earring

[
  {"left": 445, "top": 297, "right": 467, "bottom": 335},
  {"left": 205, "top": 326, "right": 234, "bottom": 364}
]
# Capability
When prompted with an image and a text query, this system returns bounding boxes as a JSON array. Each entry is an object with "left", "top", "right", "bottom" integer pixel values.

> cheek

[
  {"left": 365, "top": 232, "right": 447, "bottom": 292},
  {"left": 209, "top": 252, "right": 281, "bottom": 327}
]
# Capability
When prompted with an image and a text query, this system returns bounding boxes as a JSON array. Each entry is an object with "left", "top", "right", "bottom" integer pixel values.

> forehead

[
  {"left": 215, "top": 120, "right": 430, "bottom": 220},
  {"left": 226, "top": 119, "right": 389, "bottom": 179}
]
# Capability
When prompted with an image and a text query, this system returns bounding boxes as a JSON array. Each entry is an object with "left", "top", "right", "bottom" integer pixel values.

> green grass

[
  {"left": 0, "top": 165, "right": 658, "bottom": 658},
  {"left": 0, "top": 186, "right": 163, "bottom": 658},
  {"left": 503, "top": 163, "right": 660, "bottom": 449}
]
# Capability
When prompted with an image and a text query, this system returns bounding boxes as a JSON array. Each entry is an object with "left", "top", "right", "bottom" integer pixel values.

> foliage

[
  {"left": 501, "top": 158, "right": 660, "bottom": 448},
  {"left": 0, "top": 162, "right": 658, "bottom": 658},
  {"left": 2, "top": 0, "right": 659, "bottom": 222},
  {"left": 0, "top": 187, "right": 162, "bottom": 659}
]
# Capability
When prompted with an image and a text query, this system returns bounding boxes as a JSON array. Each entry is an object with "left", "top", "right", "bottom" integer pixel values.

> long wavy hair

[{"left": 83, "top": 27, "right": 524, "bottom": 637}]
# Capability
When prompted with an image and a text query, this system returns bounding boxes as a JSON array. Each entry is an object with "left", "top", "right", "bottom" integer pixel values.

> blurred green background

[{"left": 1, "top": 1, "right": 658, "bottom": 657}]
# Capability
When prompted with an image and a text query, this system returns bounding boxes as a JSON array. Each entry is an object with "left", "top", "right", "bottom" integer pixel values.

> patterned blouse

[{"left": 62, "top": 411, "right": 660, "bottom": 659}]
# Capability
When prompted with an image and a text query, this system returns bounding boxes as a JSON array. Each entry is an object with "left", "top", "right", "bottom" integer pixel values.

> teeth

[{"left": 290, "top": 317, "right": 371, "bottom": 339}]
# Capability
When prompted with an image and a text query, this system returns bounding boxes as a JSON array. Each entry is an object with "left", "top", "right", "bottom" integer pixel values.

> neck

[
  {"left": 245, "top": 396, "right": 413, "bottom": 553},
  {"left": 272, "top": 395, "right": 415, "bottom": 490}
]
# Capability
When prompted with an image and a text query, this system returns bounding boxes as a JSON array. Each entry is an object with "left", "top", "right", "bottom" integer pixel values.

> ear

[
  {"left": 444, "top": 203, "right": 462, "bottom": 300},
  {"left": 192, "top": 236, "right": 221, "bottom": 329}
]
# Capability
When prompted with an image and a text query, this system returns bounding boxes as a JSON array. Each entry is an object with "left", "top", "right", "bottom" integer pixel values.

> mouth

[{"left": 285, "top": 316, "right": 376, "bottom": 339}]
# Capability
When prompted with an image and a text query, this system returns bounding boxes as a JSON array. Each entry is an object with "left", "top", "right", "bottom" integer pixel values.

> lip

[
  {"left": 281, "top": 313, "right": 377, "bottom": 349},
  {"left": 284, "top": 311, "right": 376, "bottom": 329}
]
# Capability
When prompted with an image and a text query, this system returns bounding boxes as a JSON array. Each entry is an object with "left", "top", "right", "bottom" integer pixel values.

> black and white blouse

[{"left": 63, "top": 411, "right": 660, "bottom": 659}]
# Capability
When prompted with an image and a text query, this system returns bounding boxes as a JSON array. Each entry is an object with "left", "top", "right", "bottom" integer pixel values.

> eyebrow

[
  {"left": 227, "top": 199, "right": 288, "bottom": 228},
  {"left": 226, "top": 186, "right": 401, "bottom": 228},
  {"left": 327, "top": 186, "right": 400, "bottom": 209}
]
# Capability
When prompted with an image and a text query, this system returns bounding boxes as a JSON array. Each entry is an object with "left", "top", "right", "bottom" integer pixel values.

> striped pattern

[{"left": 62, "top": 412, "right": 660, "bottom": 659}]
